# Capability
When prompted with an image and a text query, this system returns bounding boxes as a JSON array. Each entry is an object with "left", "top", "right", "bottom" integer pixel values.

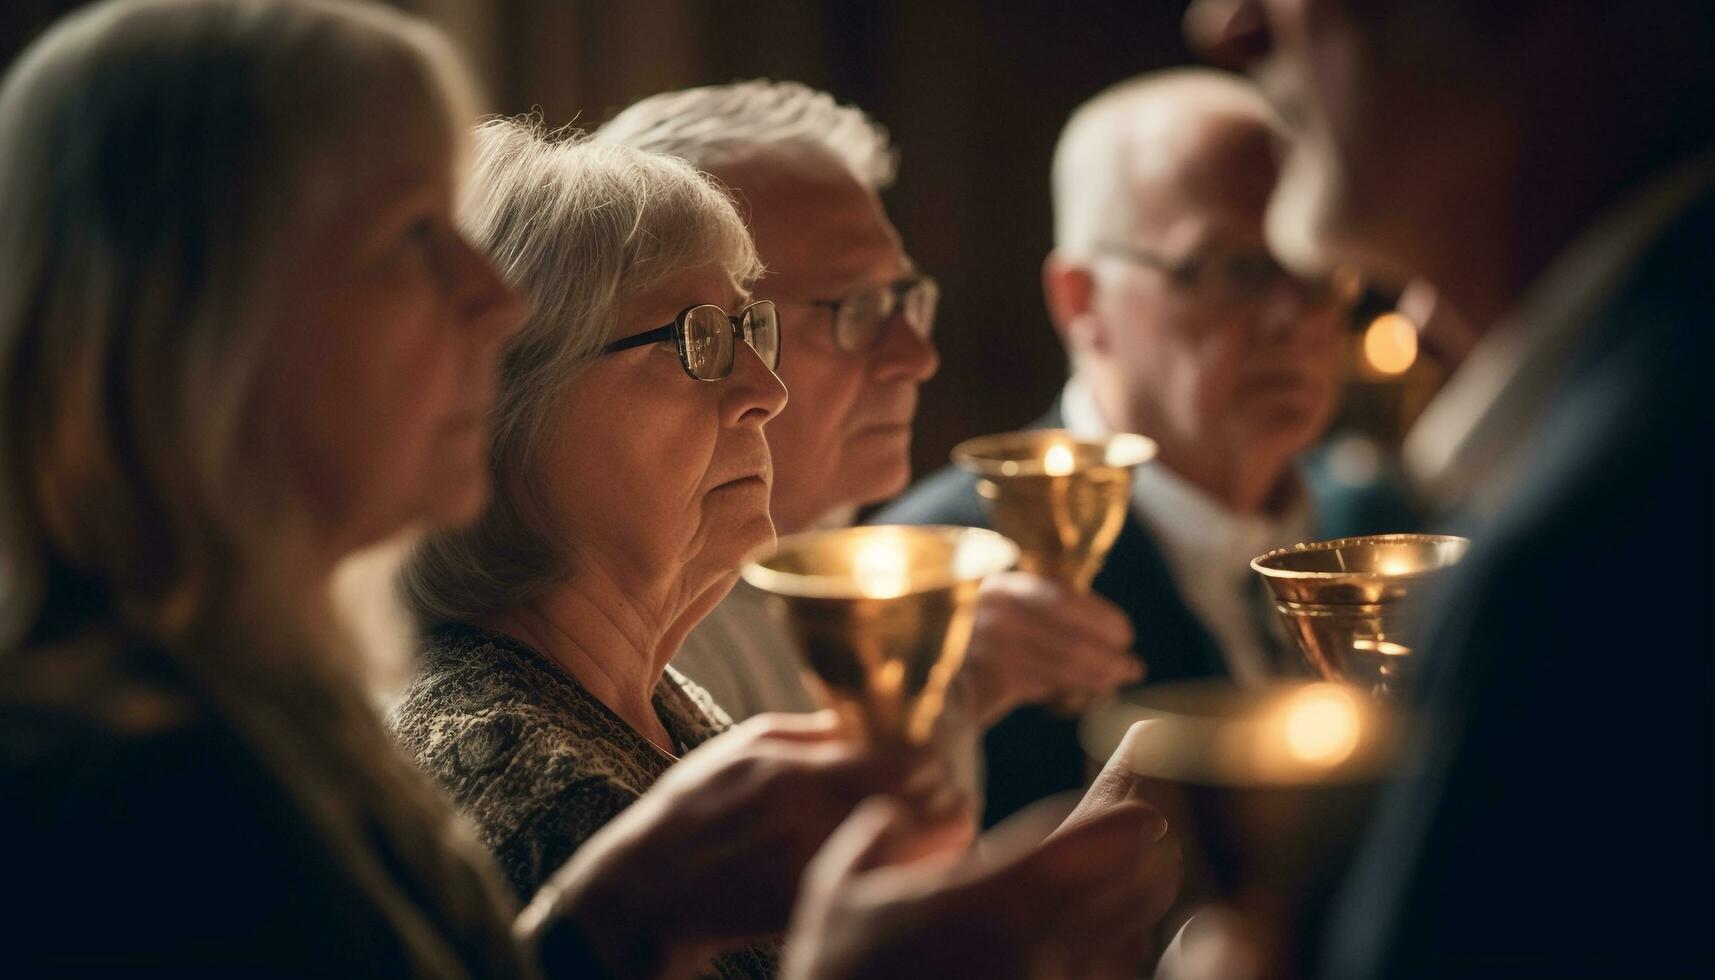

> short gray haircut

[
  {"left": 1052, "top": 68, "right": 1275, "bottom": 256},
  {"left": 594, "top": 79, "right": 898, "bottom": 190},
  {"left": 399, "top": 117, "right": 763, "bottom": 627}
]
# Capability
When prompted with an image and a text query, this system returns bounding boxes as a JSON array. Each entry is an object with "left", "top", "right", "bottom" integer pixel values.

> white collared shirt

[
  {"left": 1404, "top": 151, "right": 1715, "bottom": 522},
  {"left": 1061, "top": 378, "right": 1314, "bottom": 686}
]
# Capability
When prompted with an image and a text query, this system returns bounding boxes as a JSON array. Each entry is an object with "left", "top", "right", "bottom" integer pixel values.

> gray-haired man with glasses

[
  {"left": 881, "top": 68, "right": 1376, "bottom": 825},
  {"left": 596, "top": 81, "right": 1140, "bottom": 757}
]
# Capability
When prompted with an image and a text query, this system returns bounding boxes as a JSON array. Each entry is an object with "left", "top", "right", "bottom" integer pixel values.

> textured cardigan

[{"left": 389, "top": 623, "right": 777, "bottom": 979}]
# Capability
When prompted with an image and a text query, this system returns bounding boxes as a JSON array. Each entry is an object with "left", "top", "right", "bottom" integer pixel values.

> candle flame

[
  {"left": 1043, "top": 443, "right": 1076, "bottom": 477},
  {"left": 1281, "top": 684, "right": 1361, "bottom": 766},
  {"left": 853, "top": 538, "right": 910, "bottom": 599}
]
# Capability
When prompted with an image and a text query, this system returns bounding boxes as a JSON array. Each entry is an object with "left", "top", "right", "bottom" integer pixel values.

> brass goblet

[
  {"left": 952, "top": 429, "right": 1156, "bottom": 712},
  {"left": 1251, "top": 534, "right": 1469, "bottom": 700},
  {"left": 741, "top": 525, "right": 1019, "bottom": 745},
  {"left": 1082, "top": 681, "right": 1406, "bottom": 976}
]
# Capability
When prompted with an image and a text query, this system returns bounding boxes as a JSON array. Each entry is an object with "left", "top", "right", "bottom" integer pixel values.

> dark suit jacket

[
  {"left": 875, "top": 408, "right": 1405, "bottom": 825},
  {"left": 1321, "top": 184, "right": 1715, "bottom": 977}
]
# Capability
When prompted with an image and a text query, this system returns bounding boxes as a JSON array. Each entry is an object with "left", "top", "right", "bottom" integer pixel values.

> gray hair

[
  {"left": 399, "top": 117, "right": 763, "bottom": 627},
  {"left": 594, "top": 79, "right": 898, "bottom": 190},
  {"left": 1052, "top": 68, "right": 1275, "bottom": 256}
]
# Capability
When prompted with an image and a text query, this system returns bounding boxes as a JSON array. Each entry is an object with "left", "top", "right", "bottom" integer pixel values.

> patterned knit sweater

[{"left": 389, "top": 623, "right": 778, "bottom": 979}]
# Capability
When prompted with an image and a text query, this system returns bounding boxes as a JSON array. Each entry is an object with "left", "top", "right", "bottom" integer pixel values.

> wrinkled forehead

[{"left": 712, "top": 152, "right": 909, "bottom": 295}]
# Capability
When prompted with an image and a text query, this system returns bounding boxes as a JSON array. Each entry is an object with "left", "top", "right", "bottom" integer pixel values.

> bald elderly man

[{"left": 881, "top": 69, "right": 1383, "bottom": 823}]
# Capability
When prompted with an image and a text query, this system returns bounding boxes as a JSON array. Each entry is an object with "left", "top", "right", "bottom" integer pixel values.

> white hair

[
  {"left": 1052, "top": 68, "right": 1275, "bottom": 256},
  {"left": 399, "top": 117, "right": 764, "bottom": 627},
  {"left": 594, "top": 79, "right": 898, "bottom": 190}
]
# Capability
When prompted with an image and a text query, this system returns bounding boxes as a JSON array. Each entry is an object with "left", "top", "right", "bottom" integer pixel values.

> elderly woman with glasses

[{"left": 388, "top": 118, "right": 950, "bottom": 979}]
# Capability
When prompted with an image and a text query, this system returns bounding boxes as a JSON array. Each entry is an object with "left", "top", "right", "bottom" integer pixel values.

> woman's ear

[{"left": 1042, "top": 251, "right": 1106, "bottom": 355}]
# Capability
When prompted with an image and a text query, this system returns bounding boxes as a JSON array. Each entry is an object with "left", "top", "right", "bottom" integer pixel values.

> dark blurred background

[{"left": 1, "top": 0, "right": 1425, "bottom": 482}]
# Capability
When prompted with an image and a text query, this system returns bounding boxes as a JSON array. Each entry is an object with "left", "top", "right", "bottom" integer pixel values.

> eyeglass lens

[
  {"left": 682, "top": 305, "right": 736, "bottom": 381},
  {"left": 682, "top": 302, "right": 781, "bottom": 381},
  {"left": 741, "top": 302, "right": 781, "bottom": 371},
  {"left": 833, "top": 279, "right": 938, "bottom": 352}
]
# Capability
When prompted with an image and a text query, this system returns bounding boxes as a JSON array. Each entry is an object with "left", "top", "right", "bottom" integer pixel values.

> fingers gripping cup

[{"left": 951, "top": 429, "right": 1156, "bottom": 712}]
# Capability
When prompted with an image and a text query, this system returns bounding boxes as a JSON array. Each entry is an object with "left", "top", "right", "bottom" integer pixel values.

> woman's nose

[{"left": 724, "top": 342, "right": 788, "bottom": 427}]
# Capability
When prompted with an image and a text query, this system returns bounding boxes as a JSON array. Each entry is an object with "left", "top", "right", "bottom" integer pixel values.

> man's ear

[{"left": 1043, "top": 251, "right": 1106, "bottom": 355}]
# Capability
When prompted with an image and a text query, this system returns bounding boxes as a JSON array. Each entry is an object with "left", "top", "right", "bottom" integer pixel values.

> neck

[
  {"left": 1084, "top": 372, "right": 1295, "bottom": 514},
  {"left": 482, "top": 564, "right": 689, "bottom": 746},
  {"left": 1153, "top": 440, "right": 1296, "bottom": 515}
]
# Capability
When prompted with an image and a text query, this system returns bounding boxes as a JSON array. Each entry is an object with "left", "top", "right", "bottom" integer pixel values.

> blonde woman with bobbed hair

[{"left": 0, "top": 0, "right": 544, "bottom": 972}]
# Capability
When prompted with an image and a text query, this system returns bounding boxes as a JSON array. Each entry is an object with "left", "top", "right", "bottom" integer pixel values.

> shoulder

[
  {"left": 2, "top": 659, "right": 401, "bottom": 971},
  {"left": 390, "top": 626, "right": 673, "bottom": 876}
]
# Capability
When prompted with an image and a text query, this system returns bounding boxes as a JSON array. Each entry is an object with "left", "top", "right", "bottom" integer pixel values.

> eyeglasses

[
  {"left": 808, "top": 275, "right": 940, "bottom": 353},
  {"left": 1095, "top": 243, "right": 1362, "bottom": 309},
  {"left": 601, "top": 300, "right": 781, "bottom": 382}
]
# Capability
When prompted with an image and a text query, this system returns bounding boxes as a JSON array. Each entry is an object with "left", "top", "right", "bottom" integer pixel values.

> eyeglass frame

[
  {"left": 600, "top": 300, "right": 781, "bottom": 382},
  {"left": 806, "top": 274, "right": 940, "bottom": 353},
  {"left": 1093, "top": 242, "right": 1362, "bottom": 308}
]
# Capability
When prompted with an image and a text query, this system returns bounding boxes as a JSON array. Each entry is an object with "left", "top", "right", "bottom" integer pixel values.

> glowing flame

[
  {"left": 1043, "top": 443, "right": 1077, "bottom": 477},
  {"left": 1362, "top": 312, "right": 1419, "bottom": 376},
  {"left": 853, "top": 538, "right": 910, "bottom": 599},
  {"left": 1281, "top": 684, "right": 1361, "bottom": 766}
]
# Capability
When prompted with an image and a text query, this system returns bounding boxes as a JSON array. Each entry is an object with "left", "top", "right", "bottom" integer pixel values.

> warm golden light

[
  {"left": 1280, "top": 684, "right": 1361, "bottom": 766},
  {"left": 1362, "top": 312, "right": 1419, "bottom": 376},
  {"left": 1042, "top": 442, "right": 1076, "bottom": 477},
  {"left": 1377, "top": 558, "right": 1417, "bottom": 576},
  {"left": 852, "top": 537, "right": 910, "bottom": 599}
]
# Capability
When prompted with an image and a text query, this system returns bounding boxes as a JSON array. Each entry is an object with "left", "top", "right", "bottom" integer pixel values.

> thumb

[{"left": 1054, "top": 720, "right": 1159, "bottom": 838}]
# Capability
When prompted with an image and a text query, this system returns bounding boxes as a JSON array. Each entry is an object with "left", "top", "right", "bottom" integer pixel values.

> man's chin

[{"left": 839, "top": 458, "right": 913, "bottom": 512}]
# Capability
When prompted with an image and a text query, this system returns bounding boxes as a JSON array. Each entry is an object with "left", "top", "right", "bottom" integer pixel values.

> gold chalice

[
  {"left": 1083, "top": 681, "right": 1406, "bottom": 975},
  {"left": 952, "top": 429, "right": 1155, "bottom": 590},
  {"left": 952, "top": 429, "right": 1155, "bottom": 712},
  {"left": 1251, "top": 534, "right": 1469, "bottom": 699},
  {"left": 741, "top": 525, "right": 1019, "bottom": 745}
]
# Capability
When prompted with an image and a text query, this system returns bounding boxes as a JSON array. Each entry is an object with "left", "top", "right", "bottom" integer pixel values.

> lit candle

[
  {"left": 853, "top": 537, "right": 910, "bottom": 599},
  {"left": 1043, "top": 442, "right": 1076, "bottom": 477}
]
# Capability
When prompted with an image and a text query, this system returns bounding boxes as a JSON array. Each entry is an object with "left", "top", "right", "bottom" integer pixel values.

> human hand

[
  {"left": 961, "top": 571, "right": 1142, "bottom": 726},
  {"left": 783, "top": 793, "right": 1178, "bottom": 980},
  {"left": 522, "top": 711, "right": 970, "bottom": 979},
  {"left": 1051, "top": 721, "right": 1185, "bottom": 955}
]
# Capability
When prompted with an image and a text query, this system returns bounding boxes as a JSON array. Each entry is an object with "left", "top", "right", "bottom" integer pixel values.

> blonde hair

[
  {"left": 0, "top": 0, "right": 475, "bottom": 649},
  {"left": 0, "top": 0, "right": 520, "bottom": 971},
  {"left": 595, "top": 79, "right": 898, "bottom": 190},
  {"left": 399, "top": 118, "right": 763, "bottom": 626}
]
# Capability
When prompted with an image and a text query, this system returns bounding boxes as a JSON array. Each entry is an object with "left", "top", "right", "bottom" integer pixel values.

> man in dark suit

[
  {"left": 878, "top": 69, "right": 1383, "bottom": 825},
  {"left": 1179, "top": 0, "right": 1714, "bottom": 975}
]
